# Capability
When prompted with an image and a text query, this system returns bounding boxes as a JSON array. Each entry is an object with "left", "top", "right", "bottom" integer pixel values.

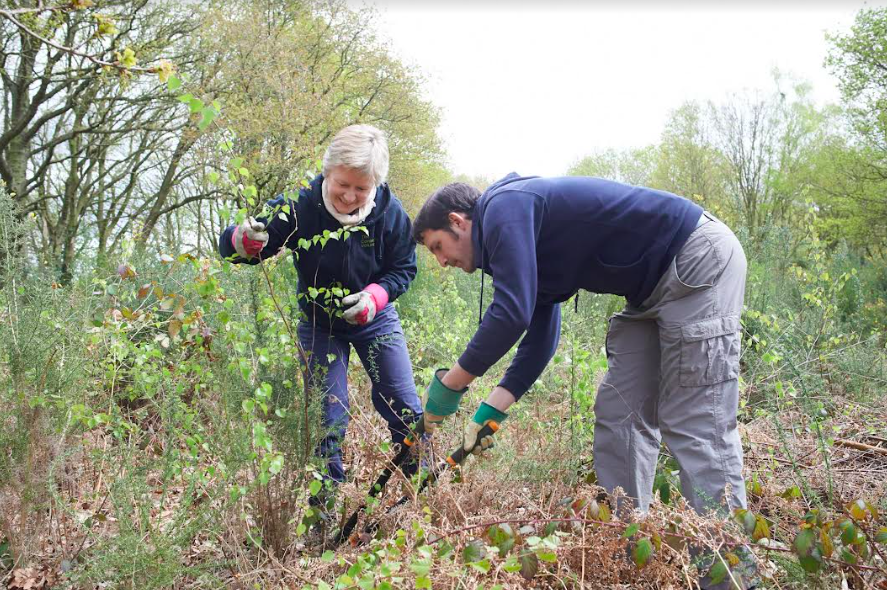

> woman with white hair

[{"left": 219, "top": 124, "right": 423, "bottom": 496}]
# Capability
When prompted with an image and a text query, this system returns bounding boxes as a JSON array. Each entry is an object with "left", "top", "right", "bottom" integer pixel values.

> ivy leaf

[
  {"left": 468, "top": 559, "right": 490, "bottom": 573},
  {"left": 708, "top": 561, "right": 728, "bottom": 585},
  {"left": 409, "top": 559, "right": 431, "bottom": 576},
  {"left": 780, "top": 485, "right": 802, "bottom": 499},
  {"left": 309, "top": 480, "right": 322, "bottom": 497},
  {"left": 798, "top": 549, "right": 823, "bottom": 573},
  {"left": 189, "top": 97, "right": 204, "bottom": 114},
  {"left": 752, "top": 515, "right": 770, "bottom": 541},
  {"left": 437, "top": 540, "right": 454, "bottom": 558},
  {"left": 653, "top": 472, "right": 673, "bottom": 504},
  {"left": 849, "top": 499, "right": 869, "bottom": 521},
  {"left": 837, "top": 520, "right": 854, "bottom": 545},
  {"left": 734, "top": 509, "right": 755, "bottom": 536},
  {"left": 485, "top": 524, "right": 516, "bottom": 555},
  {"left": 633, "top": 538, "right": 653, "bottom": 568},
  {"left": 167, "top": 73, "right": 181, "bottom": 91},
  {"left": 268, "top": 454, "right": 283, "bottom": 474},
  {"left": 746, "top": 473, "right": 763, "bottom": 497},
  {"left": 519, "top": 552, "right": 539, "bottom": 580},
  {"left": 570, "top": 498, "right": 587, "bottom": 514},
  {"left": 597, "top": 503, "right": 612, "bottom": 522},
  {"left": 819, "top": 528, "right": 834, "bottom": 558},
  {"left": 461, "top": 539, "right": 485, "bottom": 563},
  {"left": 793, "top": 528, "right": 823, "bottom": 573},
  {"left": 875, "top": 527, "right": 887, "bottom": 544},
  {"left": 651, "top": 532, "right": 662, "bottom": 553},
  {"left": 622, "top": 523, "right": 640, "bottom": 539},
  {"left": 198, "top": 106, "right": 216, "bottom": 131},
  {"left": 503, "top": 555, "right": 521, "bottom": 573},
  {"left": 793, "top": 528, "right": 816, "bottom": 557}
]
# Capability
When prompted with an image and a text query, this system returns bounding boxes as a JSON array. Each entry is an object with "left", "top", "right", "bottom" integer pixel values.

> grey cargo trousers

[{"left": 593, "top": 212, "right": 747, "bottom": 516}]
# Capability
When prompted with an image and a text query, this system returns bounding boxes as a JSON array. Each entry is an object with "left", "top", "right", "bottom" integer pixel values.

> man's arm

[
  {"left": 442, "top": 303, "right": 561, "bottom": 405},
  {"left": 423, "top": 191, "right": 543, "bottom": 434},
  {"left": 497, "top": 302, "right": 562, "bottom": 400},
  {"left": 456, "top": 192, "right": 544, "bottom": 378}
]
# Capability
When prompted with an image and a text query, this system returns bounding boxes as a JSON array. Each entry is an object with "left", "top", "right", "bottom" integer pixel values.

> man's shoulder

[{"left": 481, "top": 186, "right": 544, "bottom": 221}]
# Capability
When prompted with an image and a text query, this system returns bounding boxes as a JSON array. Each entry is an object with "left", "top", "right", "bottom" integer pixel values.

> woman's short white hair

[{"left": 322, "top": 124, "right": 390, "bottom": 187}]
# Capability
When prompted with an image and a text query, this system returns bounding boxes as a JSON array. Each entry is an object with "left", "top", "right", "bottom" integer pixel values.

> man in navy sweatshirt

[{"left": 412, "top": 174, "right": 754, "bottom": 589}]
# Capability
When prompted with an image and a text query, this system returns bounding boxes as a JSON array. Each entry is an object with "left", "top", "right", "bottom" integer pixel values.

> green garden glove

[
  {"left": 422, "top": 368, "right": 467, "bottom": 434},
  {"left": 463, "top": 402, "right": 507, "bottom": 455}
]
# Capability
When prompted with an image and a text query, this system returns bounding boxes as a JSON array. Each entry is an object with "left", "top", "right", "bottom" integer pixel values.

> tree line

[
  {"left": 0, "top": 0, "right": 445, "bottom": 282},
  {"left": 2, "top": 1, "right": 886, "bottom": 280}
]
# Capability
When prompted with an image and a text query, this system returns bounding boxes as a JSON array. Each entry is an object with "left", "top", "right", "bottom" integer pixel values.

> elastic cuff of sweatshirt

[
  {"left": 363, "top": 283, "right": 389, "bottom": 310},
  {"left": 457, "top": 353, "right": 491, "bottom": 380},
  {"left": 424, "top": 369, "right": 467, "bottom": 417},
  {"left": 472, "top": 402, "right": 508, "bottom": 426}
]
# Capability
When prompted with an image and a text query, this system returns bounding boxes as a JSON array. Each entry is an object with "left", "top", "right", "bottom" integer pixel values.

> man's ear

[{"left": 448, "top": 211, "right": 468, "bottom": 230}]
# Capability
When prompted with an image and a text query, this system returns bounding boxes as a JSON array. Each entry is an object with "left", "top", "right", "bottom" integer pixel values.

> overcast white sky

[{"left": 360, "top": 1, "right": 885, "bottom": 180}]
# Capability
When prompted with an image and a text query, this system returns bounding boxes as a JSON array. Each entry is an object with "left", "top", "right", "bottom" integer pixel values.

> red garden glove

[
  {"left": 342, "top": 283, "right": 388, "bottom": 325},
  {"left": 232, "top": 217, "right": 269, "bottom": 259}
]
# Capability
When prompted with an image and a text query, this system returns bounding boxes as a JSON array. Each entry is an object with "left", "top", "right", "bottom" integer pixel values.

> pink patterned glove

[
  {"left": 232, "top": 217, "right": 268, "bottom": 258},
  {"left": 341, "top": 283, "right": 388, "bottom": 325}
]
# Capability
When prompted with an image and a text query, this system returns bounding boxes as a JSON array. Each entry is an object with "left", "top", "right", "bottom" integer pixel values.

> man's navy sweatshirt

[{"left": 459, "top": 173, "right": 703, "bottom": 399}]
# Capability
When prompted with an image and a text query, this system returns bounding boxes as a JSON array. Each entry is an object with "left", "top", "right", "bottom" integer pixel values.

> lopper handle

[
  {"left": 402, "top": 415, "right": 427, "bottom": 448},
  {"left": 445, "top": 421, "right": 500, "bottom": 468}
]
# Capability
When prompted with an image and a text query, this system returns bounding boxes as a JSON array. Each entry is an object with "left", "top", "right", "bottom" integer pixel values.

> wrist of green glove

[
  {"left": 424, "top": 368, "right": 467, "bottom": 417},
  {"left": 472, "top": 401, "right": 508, "bottom": 425}
]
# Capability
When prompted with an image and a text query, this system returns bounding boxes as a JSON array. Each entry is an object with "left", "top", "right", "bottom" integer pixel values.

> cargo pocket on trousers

[{"left": 679, "top": 316, "right": 741, "bottom": 387}]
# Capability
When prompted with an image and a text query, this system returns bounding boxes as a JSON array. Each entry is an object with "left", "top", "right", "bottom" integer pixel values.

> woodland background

[{"left": 1, "top": 1, "right": 886, "bottom": 588}]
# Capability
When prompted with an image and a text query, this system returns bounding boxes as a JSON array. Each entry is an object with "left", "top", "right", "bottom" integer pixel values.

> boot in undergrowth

[
  {"left": 695, "top": 544, "right": 759, "bottom": 590},
  {"left": 301, "top": 488, "right": 338, "bottom": 551}
]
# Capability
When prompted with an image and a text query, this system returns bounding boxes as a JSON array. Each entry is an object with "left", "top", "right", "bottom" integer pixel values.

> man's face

[
  {"left": 421, "top": 213, "right": 476, "bottom": 273},
  {"left": 326, "top": 165, "right": 375, "bottom": 214}
]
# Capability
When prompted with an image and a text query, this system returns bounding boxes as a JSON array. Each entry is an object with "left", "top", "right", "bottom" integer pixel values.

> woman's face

[{"left": 326, "top": 166, "right": 375, "bottom": 214}]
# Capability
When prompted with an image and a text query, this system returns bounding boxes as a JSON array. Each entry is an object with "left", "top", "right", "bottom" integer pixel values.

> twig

[
  {"left": 834, "top": 439, "right": 887, "bottom": 456},
  {"left": 0, "top": 10, "right": 163, "bottom": 74},
  {"left": 0, "top": 5, "right": 71, "bottom": 17}
]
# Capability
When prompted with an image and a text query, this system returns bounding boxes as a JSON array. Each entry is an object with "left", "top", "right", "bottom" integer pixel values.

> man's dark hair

[{"left": 411, "top": 182, "right": 481, "bottom": 244}]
